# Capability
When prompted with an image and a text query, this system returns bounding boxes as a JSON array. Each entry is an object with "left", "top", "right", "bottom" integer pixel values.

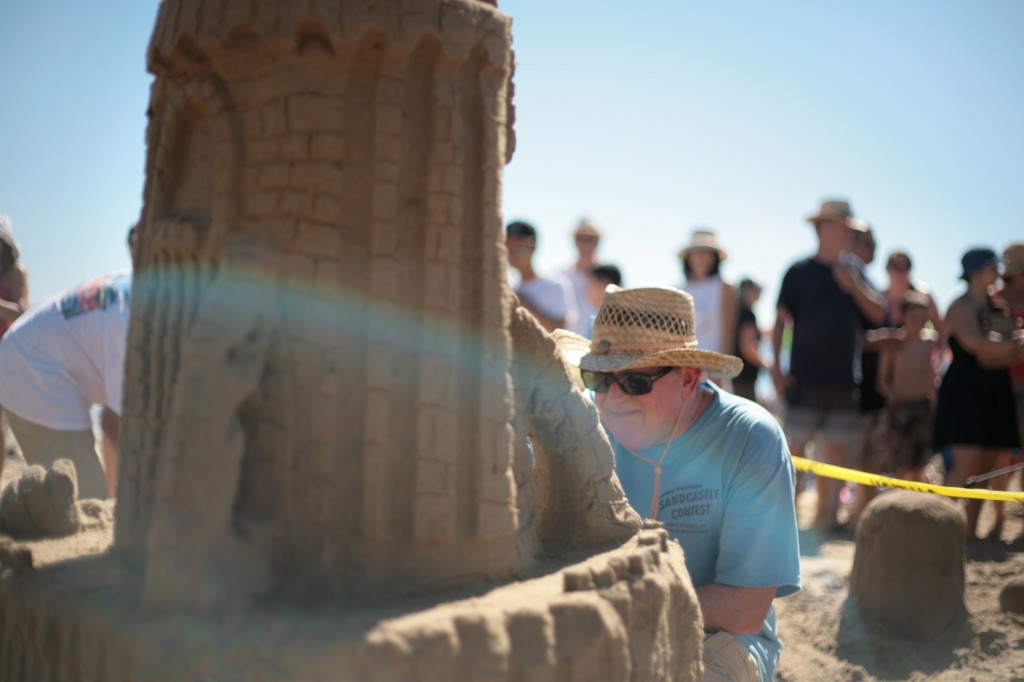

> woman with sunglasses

[
  {"left": 562, "top": 285, "right": 799, "bottom": 682},
  {"left": 883, "top": 250, "right": 943, "bottom": 331}
]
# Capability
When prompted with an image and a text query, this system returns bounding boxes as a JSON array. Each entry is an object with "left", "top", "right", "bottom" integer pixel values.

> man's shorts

[
  {"left": 703, "top": 632, "right": 758, "bottom": 682},
  {"left": 783, "top": 383, "right": 859, "bottom": 446},
  {"left": 886, "top": 399, "right": 934, "bottom": 472},
  {"left": 853, "top": 408, "right": 889, "bottom": 471}
]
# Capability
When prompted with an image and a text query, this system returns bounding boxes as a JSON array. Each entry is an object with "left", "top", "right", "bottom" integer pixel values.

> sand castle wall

[
  {"left": 0, "top": 1, "right": 701, "bottom": 678},
  {"left": 115, "top": 0, "right": 526, "bottom": 605}
]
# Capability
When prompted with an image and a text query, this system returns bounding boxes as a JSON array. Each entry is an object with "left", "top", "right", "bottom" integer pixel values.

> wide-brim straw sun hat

[
  {"left": 573, "top": 215, "right": 602, "bottom": 238},
  {"left": 677, "top": 228, "right": 727, "bottom": 261},
  {"left": 0, "top": 214, "right": 20, "bottom": 260},
  {"left": 555, "top": 286, "right": 743, "bottom": 378}
]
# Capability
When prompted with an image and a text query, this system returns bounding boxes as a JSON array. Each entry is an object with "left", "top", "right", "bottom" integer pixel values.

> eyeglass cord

[{"left": 623, "top": 395, "right": 689, "bottom": 520}]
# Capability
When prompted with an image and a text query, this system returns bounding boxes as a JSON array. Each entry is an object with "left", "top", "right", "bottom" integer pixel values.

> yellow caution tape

[{"left": 792, "top": 456, "right": 1024, "bottom": 502}]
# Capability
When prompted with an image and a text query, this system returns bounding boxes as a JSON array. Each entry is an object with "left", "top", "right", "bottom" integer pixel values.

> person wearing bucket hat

[
  {"left": 558, "top": 286, "right": 800, "bottom": 682},
  {"left": 772, "top": 198, "right": 885, "bottom": 532},
  {"left": 677, "top": 228, "right": 736, "bottom": 357},
  {"left": 0, "top": 213, "right": 30, "bottom": 463},
  {"left": 932, "top": 246, "right": 1024, "bottom": 539}
]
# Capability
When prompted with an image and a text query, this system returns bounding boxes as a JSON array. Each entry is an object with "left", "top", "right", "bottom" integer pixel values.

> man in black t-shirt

[{"left": 772, "top": 199, "right": 884, "bottom": 531}]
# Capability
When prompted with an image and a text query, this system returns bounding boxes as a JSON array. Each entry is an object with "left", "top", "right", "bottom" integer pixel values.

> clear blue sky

[{"left": 2, "top": 1, "right": 1022, "bottom": 325}]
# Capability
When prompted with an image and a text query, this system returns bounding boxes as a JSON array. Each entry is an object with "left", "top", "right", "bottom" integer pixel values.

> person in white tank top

[{"left": 677, "top": 229, "right": 736, "bottom": 356}]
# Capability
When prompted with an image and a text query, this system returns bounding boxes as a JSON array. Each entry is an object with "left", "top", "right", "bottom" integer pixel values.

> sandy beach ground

[
  {"left": 778, "top": 477, "right": 1024, "bottom": 682},
  {"left": 3, "top": 450, "right": 1023, "bottom": 680}
]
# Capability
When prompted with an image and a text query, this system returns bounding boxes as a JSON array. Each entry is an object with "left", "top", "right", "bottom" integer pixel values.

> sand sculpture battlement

[{"left": 0, "top": 1, "right": 702, "bottom": 678}]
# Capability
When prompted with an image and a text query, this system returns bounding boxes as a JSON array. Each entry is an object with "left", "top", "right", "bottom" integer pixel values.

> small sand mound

[
  {"left": 850, "top": 491, "right": 967, "bottom": 639},
  {"left": 0, "top": 460, "right": 82, "bottom": 538}
]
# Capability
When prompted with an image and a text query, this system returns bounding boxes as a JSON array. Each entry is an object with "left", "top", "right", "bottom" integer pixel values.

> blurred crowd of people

[
  {"left": 1, "top": 201, "right": 1022, "bottom": 540},
  {"left": 508, "top": 199, "right": 1024, "bottom": 541}
]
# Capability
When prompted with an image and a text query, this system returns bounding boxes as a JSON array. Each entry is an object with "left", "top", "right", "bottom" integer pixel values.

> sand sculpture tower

[
  {"left": 114, "top": 0, "right": 646, "bottom": 609},
  {"left": 1, "top": 1, "right": 704, "bottom": 678},
  {"left": 115, "top": 0, "right": 527, "bottom": 604}
]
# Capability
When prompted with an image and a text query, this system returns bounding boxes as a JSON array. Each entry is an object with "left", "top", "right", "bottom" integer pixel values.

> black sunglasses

[{"left": 580, "top": 367, "right": 673, "bottom": 396}]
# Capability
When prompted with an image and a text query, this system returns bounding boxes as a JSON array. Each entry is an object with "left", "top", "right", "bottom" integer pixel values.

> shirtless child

[{"left": 877, "top": 291, "right": 940, "bottom": 481}]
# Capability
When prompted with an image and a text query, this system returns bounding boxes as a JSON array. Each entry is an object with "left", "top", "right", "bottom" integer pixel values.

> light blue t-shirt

[{"left": 612, "top": 382, "right": 801, "bottom": 682}]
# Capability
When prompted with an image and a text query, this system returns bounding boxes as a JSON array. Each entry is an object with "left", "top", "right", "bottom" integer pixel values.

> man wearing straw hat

[
  {"left": 772, "top": 199, "right": 884, "bottom": 532},
  {"left": 559, "top": 285, "right": 800, "bottom": 682}
]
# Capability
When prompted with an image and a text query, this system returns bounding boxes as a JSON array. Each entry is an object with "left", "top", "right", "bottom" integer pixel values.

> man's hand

[
  {"left": 831, "top": 262, "right": 857, "bottom": 293},
  {"left": 771, "top": 364, "right": 791, "bottom": 400}
]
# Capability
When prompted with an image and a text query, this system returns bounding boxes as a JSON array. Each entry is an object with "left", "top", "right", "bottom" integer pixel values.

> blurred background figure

[
  {"left": 583, "top": 264, "right": 623, "bottom": 337},
  {"left": 933, "top": 247, "right": 1024, "bottom": 540},
  {"left": 562, "top": 216, "right": 603, "bottom": 336},
  {"left": 876, "top": 291, "right": 940, "bottom": 483},
  {"left": 678, "top": 228, "right": 735, "bottom": 355},
  {"left": 0, "top": 270, "right": 132, "bottom": 500},
  {"left": 846, "top": 223, "right": 890, "bottom": 527},
  {"left": 732, "top": 277, "right": 771, "bottom": 402},
  {"left": 882, "top": 250, "right": 943, "bottom": 332},
  {"left": 506, "top": 220, "right": 568, "bottom": 333},
  {"left": 997, "top": 242, "right": 1024, "bottom": 443},
  {"left": 773, "top": 199, "right": 884, "bottom": 532},
  {"left": 0, "top": 214, "right": 30, "bottom": 461},
  {"left": 989, "top": 242, "right": 1024, "bottom": 538}
]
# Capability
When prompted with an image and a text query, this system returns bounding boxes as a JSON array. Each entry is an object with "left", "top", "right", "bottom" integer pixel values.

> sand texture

[{"left": 776, "top": 486, "right": 1024, "bottom": 681}]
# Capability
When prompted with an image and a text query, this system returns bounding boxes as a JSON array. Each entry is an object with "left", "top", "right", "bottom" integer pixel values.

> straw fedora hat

[
  {"left": 0, "top": 214, "right": 20, "bottom": 260},
  {"left": 677, "top": 228, "right": 727, "bottom": 261},
  {"left": 805, "top": 199, "right": 859, "bottom": 229},
  {"left": 555, "top": 286, "right": 743, "bottom": 377}
]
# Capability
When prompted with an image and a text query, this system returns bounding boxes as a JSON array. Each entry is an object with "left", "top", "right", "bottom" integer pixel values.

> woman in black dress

[
  {"left": 934, "top": 247, "right": 1024, "bottom": 538},
  {"left": 732, "top": 278, "right": 770, "bottom": 402}
]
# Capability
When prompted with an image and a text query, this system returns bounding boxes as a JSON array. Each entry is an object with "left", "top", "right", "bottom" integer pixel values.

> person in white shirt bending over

[{"left": 0, "top": 227, "right": 138, "bottom": 500}]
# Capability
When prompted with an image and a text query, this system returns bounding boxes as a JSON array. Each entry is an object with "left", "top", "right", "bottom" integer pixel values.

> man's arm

[
  {"left": 771, "top": 307, "right": 791, "bottom": 397},
  {"left": 100, "top": 406, "right": 120, "bottom": 498},
  {"left": 738, "top": 321, "right": 769, "bottom": 370},
  {"left": 833, "top": 263, "right": 884, "bottom": 325},
  {"left": 697, "top": 584, "right": 776, "bottom": 635}
]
